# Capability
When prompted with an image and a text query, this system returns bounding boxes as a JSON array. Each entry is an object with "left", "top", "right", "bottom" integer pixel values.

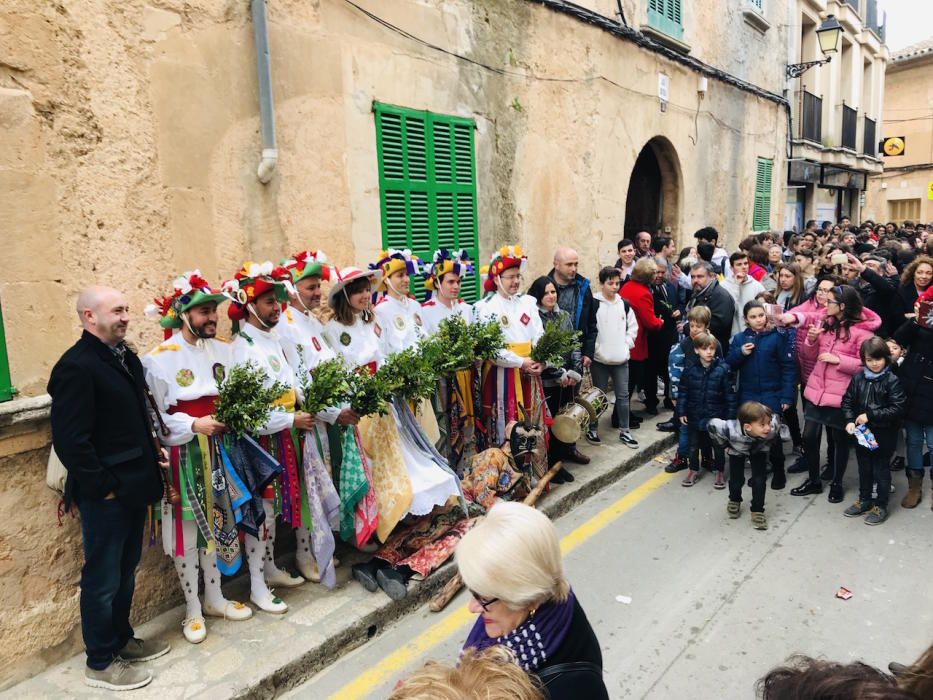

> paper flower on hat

[
  {"left": 425, "top": 248, "right": 473, "bottom": 291},
  {"left": 370, "top": 249, "right": 423, "bottom": 291},
  {"left": 147, "top": 270, "right": 228, "bottom": 336},
  {"left": 484, "top": 244, "right": 527, "bottom": 292},
  {"left": 285, "top": 250, "right": 332, "bottom": 283},
  {"left": 226, "top": 261, "right": 291, "bottom": 321}
]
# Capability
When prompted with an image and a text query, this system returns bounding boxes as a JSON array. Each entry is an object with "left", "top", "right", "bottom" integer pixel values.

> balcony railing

[
  {"left": 863, "top": 117, "right": 876, "bottom": 157},
  {"left": 798, "top": 90, "right": 822, "bottom": 143},
  {"left": 865, "top": 0, "right": 885, "bottom": 41},
  {"left": 842, "top": 104, "right": 857, "bottom": 150}
]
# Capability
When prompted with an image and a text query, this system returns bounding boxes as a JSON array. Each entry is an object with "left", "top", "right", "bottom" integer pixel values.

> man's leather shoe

[
  {"left": 790, "top": 478, "right": 823, "bottom": 496},
  {"left": 786, "top": 456, "right": 807, "bottom": 474},
  {"left": 566, "top": 449, "right": 590, "bottom": 465},
  {"left": 656, "top": 419, "right": 677, "bottom": 432}
]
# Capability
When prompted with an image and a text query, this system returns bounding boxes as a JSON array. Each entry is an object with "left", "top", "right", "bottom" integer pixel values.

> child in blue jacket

[
  {"left": 676, "top": 332, "right": 737, "bottom": 487},
  {"left": 725, "top": 301, "right": 797, "bottom": 490}
]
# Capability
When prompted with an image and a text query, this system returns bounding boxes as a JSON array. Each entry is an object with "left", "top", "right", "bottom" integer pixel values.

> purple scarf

[{"left": 462, "top": 589, "right": 575, "bottom": 671}]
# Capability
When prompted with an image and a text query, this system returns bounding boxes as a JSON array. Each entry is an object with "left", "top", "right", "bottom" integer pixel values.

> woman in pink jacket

[{"left": 790, "top": 285, "right": 880, "bottom": 503}]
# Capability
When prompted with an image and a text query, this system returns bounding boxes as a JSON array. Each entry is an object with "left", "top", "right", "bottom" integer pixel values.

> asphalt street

[{"left": 289, "top": 452, "right": 933, "bottom": 699}]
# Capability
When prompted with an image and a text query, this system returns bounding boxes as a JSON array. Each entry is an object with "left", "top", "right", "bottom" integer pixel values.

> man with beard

[
  {"left": 49, "top": 287, "right": 169, "bottom": 690},
  {"left": 142, "top": 272, "right": 254, "bottom": 645},
  {"left": 278, "top": 250, "right": 359, "bottom": 586},
  {"left": 227, "top": 262, "right": 316, "bottom": 613},
  {"left": 686, "top": 261, "right": 735, "bottom": 351}
]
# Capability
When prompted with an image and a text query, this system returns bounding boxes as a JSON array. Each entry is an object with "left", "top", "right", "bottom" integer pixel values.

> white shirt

[
  {"left": 419, "top": 297, "right": 473, "bottom": 336},
  {"left": 322, "top": 315, "right": 383, "bottom": 370},
  {"left": 373, "top": 295, "right": 424, "bottom": 356},
  {"left": 473, "top": 292, "right": 544, "bottom": 368},
  {"left": 142, "top": 335, "right": 232, "bottom": 446},
  {"left": 230, "top": 324, "right": 295, "bottom": 434}
]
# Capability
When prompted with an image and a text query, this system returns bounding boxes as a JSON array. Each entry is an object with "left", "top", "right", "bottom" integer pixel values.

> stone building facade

[
  {"left": 0, "top": 0, "right": 792, "bottom": 685},
  {"left": 864, "top": 38, "right": 933, "bottom": 226}
]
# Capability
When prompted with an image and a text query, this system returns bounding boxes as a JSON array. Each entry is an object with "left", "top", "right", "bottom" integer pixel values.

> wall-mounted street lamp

[{"left": 786, "top": 15, "right": 843, "bottom": 79}]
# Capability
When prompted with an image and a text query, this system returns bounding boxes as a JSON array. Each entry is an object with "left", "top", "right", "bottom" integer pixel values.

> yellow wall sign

[
  {"left": 928, "top": 181, "right": 933, "bottom": 201},
  {"left": 881, "top": 136, "right": 905, "bottom": 157}
]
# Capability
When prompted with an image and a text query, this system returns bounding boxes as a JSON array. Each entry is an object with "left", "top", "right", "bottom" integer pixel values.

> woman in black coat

[{"left": 893, "top": 316, "right": 933, "bottom": 509}]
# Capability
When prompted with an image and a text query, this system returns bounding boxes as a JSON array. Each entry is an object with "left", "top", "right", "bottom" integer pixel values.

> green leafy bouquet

[
  {"left": 344, "top": 367, "right": 394, "bottom": 416},
  {"left": 379, "top": 345, "right": 441, "bottom": 402},
  {"left": 424, "top": 316, "right": 475, "bottom": 374},
  {"left": 469, "top": 318, "right": 506, "bottom": 363},
  {"left": 299, "top": 357, "right": 350, "bottom": 416},
  {"left": 531, "top": 320, "right": 581, "bottom": 366},
  {"left": 214, "top": 362, "right": 290, "bottom": 438}
]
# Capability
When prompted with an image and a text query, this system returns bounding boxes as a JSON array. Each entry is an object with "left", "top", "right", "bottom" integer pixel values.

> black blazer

[{"left": 48, "top": 331, "right": 163, "bottom": 509}]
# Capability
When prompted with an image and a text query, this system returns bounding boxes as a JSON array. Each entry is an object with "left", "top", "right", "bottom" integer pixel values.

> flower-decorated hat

[
  {"left": 283, "top": 250, "right": 332, "bottom": 284},
  {"left": 424, "top": 248, "right": 473, "bottom": 292},
  {"left": 369, "top": 249, "right": 422, "bottom": 292},
  {"left": 145, "top": 270, "right": 229, "bottom": 339},
  {"left": 223, "top": 261, "right": 291, "bottom": 324},
  {"left": 484, "top": 245, "right": 527, "bottom": 292},
  {"left": 327, "top": 266, "right": 378, "bottom": 307}
]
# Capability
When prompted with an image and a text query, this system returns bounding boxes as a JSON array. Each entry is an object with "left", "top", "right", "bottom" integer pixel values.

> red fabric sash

[{"left": 168, "top": 396, "right": 218, "bottom": 418}]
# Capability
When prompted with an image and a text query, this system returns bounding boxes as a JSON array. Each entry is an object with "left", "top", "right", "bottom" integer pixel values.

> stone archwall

[{"left": 0, "top": 0, "right": 787, "bottom": 685}]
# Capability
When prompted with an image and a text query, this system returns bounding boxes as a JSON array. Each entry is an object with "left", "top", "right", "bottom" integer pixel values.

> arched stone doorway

[{"left": 623, "top": 137, "right": 682, "bottom": 242}]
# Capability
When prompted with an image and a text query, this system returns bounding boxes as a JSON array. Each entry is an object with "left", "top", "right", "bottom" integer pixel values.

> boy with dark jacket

[
  {"left": 709, "top": 401, "right": 789, "bottom": 530},
  {"left": 840, "top": 337, "right": 907, "bottom": 525},
  {"left": 676, "top": 332, "right": 736, "bottom": 488}
]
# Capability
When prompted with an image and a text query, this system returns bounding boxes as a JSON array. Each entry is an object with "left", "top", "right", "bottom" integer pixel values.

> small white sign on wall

[{"left": 658, "top": 73, "right": 669, "bottom": 101}]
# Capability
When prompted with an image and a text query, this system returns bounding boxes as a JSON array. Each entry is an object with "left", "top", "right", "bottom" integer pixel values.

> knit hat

[
  {"left": 145, "top": 270, "right": 228, "bottom": 339},
  {"left": 424, "top": 248, "right": 473, "bottom": 293},
  {"left": 484, "top": 245, "right": 527, "bottom": 293}
]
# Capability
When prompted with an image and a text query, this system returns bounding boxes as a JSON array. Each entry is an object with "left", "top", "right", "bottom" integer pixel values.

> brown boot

[{"left": 902, "top": 475, "right": 923, "bottom": 509}]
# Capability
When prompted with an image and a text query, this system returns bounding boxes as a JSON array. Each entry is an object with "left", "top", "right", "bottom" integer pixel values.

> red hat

[
  {"left": 223, "top": 261, "right": 291, "bottom": 322},
  {"left": 484, "top": 245, "right": 527, "bottom": 293}
]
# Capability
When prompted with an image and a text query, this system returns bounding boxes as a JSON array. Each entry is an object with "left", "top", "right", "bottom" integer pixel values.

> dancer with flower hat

[
  {"left": 226, "top": 262, "right": 318, "bottom": 613},
  {"left": 473, "top": 246, "right": 548, "bottom": 472},
  {"left": 421, "top": 249, "right": 476, "bottom": 471},
  {"left": 142, "top": 271, "right": 253, "bottom": 644},
  {"left": 278, "top": 250, "right": 358, "bottom": 588}
]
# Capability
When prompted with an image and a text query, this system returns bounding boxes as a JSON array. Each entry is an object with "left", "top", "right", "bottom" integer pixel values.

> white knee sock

[
  {"left": 261, "top": 499, "right": 284, "bottom": 577},
  {"left": 245, "top": 533, "right": 272, "bottom": 600},
  {"left": 174, "top": 548, "right": 202, "bottom": 620},
  {"left": 199, "top": 548, "right": 228, "bottom": 611},
  {"left": 296, "top": 526, "right": 314, "bottom": 570}
]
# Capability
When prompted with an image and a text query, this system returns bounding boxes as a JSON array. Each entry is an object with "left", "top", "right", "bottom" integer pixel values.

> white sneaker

[
  {"left": 202, "top": 600, "right": 253, "bottom": 621},
  {"left": 265, "top": 568, "right": 305, "bottom": 588},
  {"left": 182, "top": 617, "right": 207, "bottom": 644},
  {"left": 620, "top": 431, "right": 639, "bottom": 449},
  {"left": 250, "top": 590, "right": 288, "bottom": 614}
]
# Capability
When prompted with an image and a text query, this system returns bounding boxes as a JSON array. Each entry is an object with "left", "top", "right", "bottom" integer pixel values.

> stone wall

[{"left": 0, "top": 0, "right": 787, "bottom": 685}]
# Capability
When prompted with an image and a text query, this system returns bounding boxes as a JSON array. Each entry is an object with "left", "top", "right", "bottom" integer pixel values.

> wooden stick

[{"left": 429, "top": 461, "right": 563, "bottom": 612}]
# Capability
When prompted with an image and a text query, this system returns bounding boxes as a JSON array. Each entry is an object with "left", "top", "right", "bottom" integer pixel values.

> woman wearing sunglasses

[{"left": 456, "top": 502, "right": 608, "bottom": 700}]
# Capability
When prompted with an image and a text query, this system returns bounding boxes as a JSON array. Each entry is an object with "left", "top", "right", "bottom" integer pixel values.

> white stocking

[
  {"left": 245, "top": 533, "right": 273, "bottom": 600},
  {"left": 173, "top": 546, "right": 202, "bottom": 620},
  {"left": 261, "top": 499, "right": 284, "bottom": 578},
  {"left": 199, "top": 548, "right": 228, "bottom": 611},
  {"left": 296, "top": 526, "right": 314, "bottom": 571}
]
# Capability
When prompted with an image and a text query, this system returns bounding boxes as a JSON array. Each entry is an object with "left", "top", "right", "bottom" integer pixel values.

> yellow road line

[{"left": 329, "top": 469, "right": 675, "bottom": 699}]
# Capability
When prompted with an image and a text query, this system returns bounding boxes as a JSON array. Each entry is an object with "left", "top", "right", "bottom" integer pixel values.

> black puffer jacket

[
  {"left": 675, "top": 358, "right": 737, "bottom": 429},
  {"left": 840, "top": 368, "right": 906, "bottom": 428},
  {"left": 893, "top": 321, "right": 933, "bottom": 418}
]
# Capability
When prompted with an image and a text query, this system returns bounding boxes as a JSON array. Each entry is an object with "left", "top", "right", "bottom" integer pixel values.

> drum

[
  {"left": 575, "top": 386, "right": 608, "bottom": 422},
  {"left": 551, "top": 402, "right": 590, "bottom": 443}
]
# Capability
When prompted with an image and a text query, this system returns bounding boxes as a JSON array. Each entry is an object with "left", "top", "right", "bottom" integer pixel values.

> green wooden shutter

[
  {"left": 752, "top": 158, "right": 773, "bottom": 232},
  {"left": 648, "top": 0, "right": 684, "bottom": 40},
  {"left": 0, "top": 297, "right": 15, "bottom": 402},
  {"left": 374, "top": 103, "right": 480, "bottom": 303}
]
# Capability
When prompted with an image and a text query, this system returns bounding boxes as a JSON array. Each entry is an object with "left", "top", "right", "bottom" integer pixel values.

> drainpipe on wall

[{"left": 251, "top": 0, "right": 278, "bottom": 184}]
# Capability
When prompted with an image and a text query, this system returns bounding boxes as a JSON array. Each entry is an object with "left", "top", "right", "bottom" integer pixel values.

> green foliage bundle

[
  {"left": 378, "top": 345, "right": 439, "bottom": 402},
  {"left": 299, "top": 358, "right": 350, "bottom": 416},
  {"left": 423, "top": 316, "right": 475, "bottom": 375},
  {"left": 214, "top": 362, "right": 290, "bottom": 438},
  {"left": 530, "top": 320, "right": 581, "bottom": 366},
  {"left": 344, "top": 367, "right": 394, "bottom": 416},
  {"left": 469, "top": 318, "right": 507, "bottom": 363}
]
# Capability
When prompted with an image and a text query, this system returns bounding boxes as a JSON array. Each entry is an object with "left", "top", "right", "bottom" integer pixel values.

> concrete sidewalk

[{"left": 9, "top": 412, "right": 676, "bottom": 699}]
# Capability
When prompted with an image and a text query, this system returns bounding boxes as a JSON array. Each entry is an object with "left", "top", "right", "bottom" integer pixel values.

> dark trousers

[
  {"left": 78, "top": 497, "right": 146, "bottom": 670},
  {"left": 803, "top": 421, "right": 849, "bottom": 484},
  {"left": 782, "top": 404, "right": 802, "bottom": 448},
  {"left": 856, "top": 433, "right": 895, "bottom": 509},
  {"left": 728, "top": 452, "right": 768, "bottom": 512},
  {"left": 641, "top": 354, "right": 669, "bottom": 411},
  {"left": 544, "top": 384, "right": 575, "bottom": 465},
  {"left": 769, "top": 438, "right": 785, "bottom": 480},
  {"left": 687, "top": 427, "right": 723, "bottom": 471},
  {"left": 628, "top": 360, "right": 646, "bottom": 406}
]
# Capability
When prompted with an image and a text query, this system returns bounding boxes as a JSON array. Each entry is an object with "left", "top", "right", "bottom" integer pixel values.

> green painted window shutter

[
  {"left": 753, "top": 158, "right": 773, "bottom": 232},
  {"left": 0, "top": 298, "right": 15, "bottom": 402},
  {"left": 374, "top": 103, "right": 480, "bottom": 303},
  {"left": 648, "top": 0, "right": 684, "bottom": 40}
]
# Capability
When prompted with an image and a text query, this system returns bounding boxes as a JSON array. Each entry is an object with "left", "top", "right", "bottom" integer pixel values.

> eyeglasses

[
  {"left": 825, "top": 299, "right": 840, "bottom": 306},
  {"left": 468, "top": 589, "right": 499, "bottom": 612}
]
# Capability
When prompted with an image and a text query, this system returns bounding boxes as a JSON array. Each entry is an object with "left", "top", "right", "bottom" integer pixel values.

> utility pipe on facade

[{"left": 251, "top": 0, "right": 278, "bottom": 184}]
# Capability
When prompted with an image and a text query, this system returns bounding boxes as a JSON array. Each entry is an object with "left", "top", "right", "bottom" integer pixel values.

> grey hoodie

[{"left": 707, "top": 415, "right": 789, "bottom": 456}]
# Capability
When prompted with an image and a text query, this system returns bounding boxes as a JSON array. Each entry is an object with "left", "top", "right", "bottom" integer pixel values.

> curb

[{"left": 246, "top": 432, "right": 677, "bottom": 699}]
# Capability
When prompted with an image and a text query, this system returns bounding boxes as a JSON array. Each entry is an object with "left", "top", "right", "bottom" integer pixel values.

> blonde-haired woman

[{"left": 456, "top": 502, "right": 608, "bottom": 699}]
